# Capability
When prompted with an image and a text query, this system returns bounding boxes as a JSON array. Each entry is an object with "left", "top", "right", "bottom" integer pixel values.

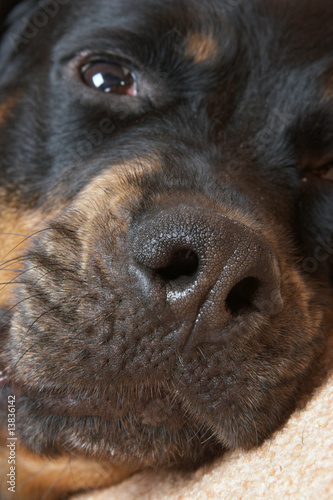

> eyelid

[
  {"left": 322, "top": 163, "right": 333, "bottom": 180},
  {"left": 70, "top": 50, "right": 139, "bottom": 74},
  {"left": 81, "top": 60, "right": 132, "bottom": 76},
  {"left": 60, "top": 49, "right": 167, "bottom": 114},
  {"left": 301, "top": 152, "right": 333, "bottom": 179}
]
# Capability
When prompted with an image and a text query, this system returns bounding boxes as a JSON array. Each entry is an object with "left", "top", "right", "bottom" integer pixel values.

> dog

[{"left": 0, "top": 0, "right": 332, "bottom": 498}]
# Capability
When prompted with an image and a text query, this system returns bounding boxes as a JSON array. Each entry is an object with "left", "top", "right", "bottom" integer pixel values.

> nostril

[
  {"left": 131, "top": 207, "right": 283, "bottom": 326},
  {"left": 225, "top": 277, "right": 260, "bottom": 316},
  {"left": 156, "top": 248, "right": 199, "bottom": 282}
]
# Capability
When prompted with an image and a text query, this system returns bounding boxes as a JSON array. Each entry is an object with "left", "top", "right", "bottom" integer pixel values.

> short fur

[{"left": 0, "top": 0, "right": 332, "bottom": 499}]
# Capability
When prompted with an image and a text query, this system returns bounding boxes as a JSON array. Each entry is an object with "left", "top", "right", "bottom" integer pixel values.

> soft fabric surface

[{"left": 73, "top": 322, "right": 333, "bottom": 500}]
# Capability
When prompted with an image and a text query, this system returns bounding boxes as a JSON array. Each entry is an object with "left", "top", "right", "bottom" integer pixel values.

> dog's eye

[
  {"left": 323, "top": 164, "right": 333, "bottom": 181},
  {"left": 311, "top": 161, "right": 333, "bottom": 181},
  {"left": 301, "top": 154, "right": 333, "bottom": 182},
  {"left": 81, "top": 61, "right": 137, "bottom": 96}
]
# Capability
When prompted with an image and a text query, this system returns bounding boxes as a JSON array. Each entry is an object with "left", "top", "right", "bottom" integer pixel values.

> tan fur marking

[
  {"left": 0, "top": 440, "right": 135, "bottom": 500},
  {"left": 324, "top": 169, "right": 333, "bottom": 181},
  {"left": 0, "top": 210, "right": 48, "bottom": 306},
  {"left": 323, "top": 68, "right": 333, "bottom": 99},
  {"left": 0, "top": 97, "right": 17, "bottom": 124},
  {"left": 69, "top": 160, "right": 158, "bottom": 270},
  {"left": 77, "top": 160, "right": 157, "bottom": 206},
  {"left": 185, "top": 33, "right": 219, "bottom": 63}
]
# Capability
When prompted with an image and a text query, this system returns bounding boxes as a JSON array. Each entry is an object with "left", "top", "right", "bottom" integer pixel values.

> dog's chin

[
  {"left": 1, "top": 358, "right": 228, "bottom": 467},
  {"left": 1, "top": 376, "right": 223, "bottom": 467}
]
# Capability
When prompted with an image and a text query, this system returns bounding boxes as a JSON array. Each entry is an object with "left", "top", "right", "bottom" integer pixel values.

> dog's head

[{"left": 0, "top": 0, "right": 332, "bottom": 469}]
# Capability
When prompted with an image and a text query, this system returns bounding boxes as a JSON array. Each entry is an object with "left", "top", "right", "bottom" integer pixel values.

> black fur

[{"left": 0, "top": 0, "right": 332, "bottom": 485}]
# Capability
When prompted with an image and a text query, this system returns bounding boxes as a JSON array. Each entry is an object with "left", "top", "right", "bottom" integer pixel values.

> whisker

[
  {"left": 0, "top": 281, "right": 27, "bottom": 286},
  {"left": 0, "top": 263, "right": 40, "bottom": 294},
  {"left": 200, "top": 427, "right": 216, "bottom": 445},
  {"left": 0, "top": 255, "right": 26, "bottom": 271},
  {"left": 0, "top": 261, "right": 75, "bottom": 301},
  {"left": 0, "top": 227, "right": 54, "bottom": 266},
  {"left": 61, "top": 442, "right": 112, "bottom": 481},
  {"left": 15, "top": 461, "right": 50, "bottom": 492},
  {"left": 2, "top": 308, "right": 59, "bottom": 384},
  {"left": 0, "top": 268, "right": 22, "bottom": 272},
  {"left": 0, "top": 293, "right": 44, "bottom": 324},
  {"left": 0, "top": 232, "right": 30, "bottom": 237},
  {"left": 40, "top": 462, "right": 70, "bottom": 500}
]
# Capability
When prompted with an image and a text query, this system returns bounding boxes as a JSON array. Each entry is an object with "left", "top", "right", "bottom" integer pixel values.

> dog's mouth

[
  {"left": 1, "top": 373, "right": 223, "bottom": 466},
  {"left": 35, "top": 386, "right": 184, "bottom": 429},
  {"left": 1, "top": 370, "right": 186, "bottom": 430}
]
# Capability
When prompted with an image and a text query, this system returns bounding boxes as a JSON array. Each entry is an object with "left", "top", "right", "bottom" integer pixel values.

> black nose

[{"left": 131, "top": 206, "right": 283, "bottom": 348}]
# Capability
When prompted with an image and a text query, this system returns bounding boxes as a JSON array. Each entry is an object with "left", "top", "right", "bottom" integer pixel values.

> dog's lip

[{"left": 11, "top": 382, "right": 185, "bottom": 428}]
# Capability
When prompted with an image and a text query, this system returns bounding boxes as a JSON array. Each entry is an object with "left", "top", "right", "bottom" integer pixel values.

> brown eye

[
  {"left": 81, "top": 60, "right": 137, "bottom": 95},
  {"left": 322, "top": 164, "right": 333, "bottom": 180},
  {"left": 301, "top": 152, "right": 333, "bottom": 181}
]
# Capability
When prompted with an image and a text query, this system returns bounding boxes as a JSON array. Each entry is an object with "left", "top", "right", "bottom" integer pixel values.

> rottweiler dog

[{"left": 0, "top": 0, "right": 332, "bottom": 498}]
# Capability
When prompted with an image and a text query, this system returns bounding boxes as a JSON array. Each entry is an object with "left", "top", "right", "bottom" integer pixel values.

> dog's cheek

[
  {"left": 3, "top": 164, "right": 157, "bottom": 385},
  {"left": 0, "top": 209, "right": 49, "bottom": 308}
]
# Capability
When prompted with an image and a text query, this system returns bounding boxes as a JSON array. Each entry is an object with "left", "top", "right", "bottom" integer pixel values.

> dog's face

[{"left": 0, "top": 0, "right": 332, "bottom": 471}]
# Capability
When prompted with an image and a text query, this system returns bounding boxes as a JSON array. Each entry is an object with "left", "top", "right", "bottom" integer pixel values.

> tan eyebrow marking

[
  {"left": 323, "top": 68, "right": 333, "bottom": 100},
  {"left": 185, "top": 32, "right": 219, "bottom": 63},
  {"left": 0, "top": 96, "right": 17, "bottom": 124}
]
